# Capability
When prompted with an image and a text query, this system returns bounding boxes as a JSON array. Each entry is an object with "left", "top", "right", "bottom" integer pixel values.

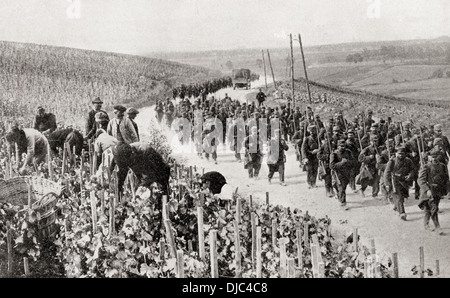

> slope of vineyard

[{"left": 0, "top": 41, "right": 221, "bottom": 128}]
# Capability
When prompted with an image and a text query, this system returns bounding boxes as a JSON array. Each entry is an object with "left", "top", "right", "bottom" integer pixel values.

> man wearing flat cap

[
  {"left": 384, "top": 145, "right": 415, "bottom": 221},
  {"left": 107, "top": 105, "right": 139, "bottom": 144},
  {"left": 85, "top": 97, "right": 109, "bottom": 141},
  {"left": 358, "top": 134, "right": 382, "bottom": 198},
  {"left": 33, "top": 106, "right": 57, "bottom": 136},
  {"left": 126, "top": 107, "right": 140, "bottom": 141}
]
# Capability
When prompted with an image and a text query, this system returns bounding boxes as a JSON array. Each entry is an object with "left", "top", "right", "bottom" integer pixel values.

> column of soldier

[
  {"left": 171, "top": 77, "right": 233, "bottom": 102},
  {"left": 162, "top": 92, "right": 449, "bottom": 235}
]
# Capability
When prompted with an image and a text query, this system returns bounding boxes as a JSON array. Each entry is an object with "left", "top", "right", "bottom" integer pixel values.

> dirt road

[{"left": 136, "top": 75, "right": 450, "bottom": 278}]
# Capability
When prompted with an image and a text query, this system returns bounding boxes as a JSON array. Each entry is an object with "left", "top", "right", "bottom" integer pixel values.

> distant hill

[{"left": 0, "top": 41, "right": 221, "bottom": 127}]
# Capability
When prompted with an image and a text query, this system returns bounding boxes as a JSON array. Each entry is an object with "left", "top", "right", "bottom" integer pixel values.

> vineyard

[
  {"left": 0, "top": 122, "right": 393, "bottom": 278},
  {"left": 0, "top": 41, "right": 220, "bottom": 128}
]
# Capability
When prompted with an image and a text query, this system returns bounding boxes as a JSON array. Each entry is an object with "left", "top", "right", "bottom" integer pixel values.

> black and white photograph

[{"left": 0, "top": 0, "right": 449, "bottom": 282}]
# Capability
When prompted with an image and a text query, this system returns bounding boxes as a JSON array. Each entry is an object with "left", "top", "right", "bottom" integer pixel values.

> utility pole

[
  {"left": 298, "top": 34, "right": 312, "bottom": 104},
  {"left": 266, "top": 49, "right": 277, "bottom": 90},
  {"left": 262, "top": 50, "right": 268, "bottom": 90},
  {"left": 290, "top": 34, "right": 295, "bottom": 108}
]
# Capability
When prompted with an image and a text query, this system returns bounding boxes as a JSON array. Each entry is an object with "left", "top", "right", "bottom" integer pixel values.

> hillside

[{"left": 0, "top": 41, "right": 221, "bottom": 128}]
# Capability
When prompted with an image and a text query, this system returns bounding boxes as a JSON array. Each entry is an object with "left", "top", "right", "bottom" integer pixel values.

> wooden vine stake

[
  {"left": 209, "top": 230, "right": 219, "bottom": 278},
  {"left": 47, "top": 141, "right": 53, "bottom": 180},
  {"left": 272, "top": 219, "right": 277, "bottom": 249},
  {"left": 287, "top": 258, "right": 296, "bottom": 278},
  {"left": 109, "top": 194, "right": 115, "bottom": 237},
  {"left": 251, "top": 212, "right": 257, "bottom": 266},
  {"left": 392, "top": 253, "right": 399, "bottom": 278},
  {"left": 62, "top": 142, "right": 68, "bottom": 174},
  {"left": 7, "top": 229, "right": 13, "bottom": 277},
  {"left": 296, "top": 228, "right": 303, "bottom": 270},
  {"left": 197, "top": 207, "right": 205, "bottom": 260},
  {"left": 353, "top": 228, "right": 358, "bottom": 252},
  {"left": 419, "top": 246, "right": 424, "bottom": 278},
  {"left": 266, "top": 192, "right": 269, "bottom": 208},
  {"left": 176, "top": 250, "right": 184, "bottom": 278},
  {"left": 159, "top": 239, "right": 165, "bottom": 260},
  {"left": 234, "top": 221, "right": 242, "bottom": 277},
  {"left": 163, "top": 217, "right": 177, "bottom": 258},
  {"left": 279, "top": 238, "right": 287, "bottom": 278},
  {"left": 256, "top": 226, "right": 262, "bottom": 278},
  {"left": 436, "top": 260, "right": 440, "bottom": 277},
  {"left": 235, "top": 197, "right": 241, "bottom": 224},
  {"left": 90, "top": 191, "right": 97, "bottom": 234},
  {"left": 23, "top": 257, "right": 30, "bottom": 277}
]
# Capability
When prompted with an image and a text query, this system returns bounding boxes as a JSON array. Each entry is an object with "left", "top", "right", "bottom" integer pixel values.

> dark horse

[
  {"left": 47, "top": 128, "right": 85, "bottom": 156},
  {"left": 111, "top": 142, "right": 171, "bottom": 196}
]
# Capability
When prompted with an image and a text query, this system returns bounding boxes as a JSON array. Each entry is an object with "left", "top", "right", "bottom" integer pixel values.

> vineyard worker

[
  {"left": 256, "top": 88, "right": 266, "bottom": 108},
  {"left": 85, "top": 97, "right": 109, "bottom": 141},
  {"left": 330, "top": 139, "right": 357, "bottom": 210},
  {"left": 384, "top": 146, "right": 415, "bottom": 221},
  {"left": 107, "top": 105, "right": 139, "bottom": 144},
  {"left": 200, "top": 171, "right": 236, "bottom": 201},
  {"left": 5, "top": 126, "right": 49, "bottom": 175},
  {"left": 33, "top": 106, "right": 57, "bottom": 136},
  {"left": 94, "top": 128, "right": 118, "bottom": 171},
  {"left": 418, "top": 150, "right": 449, "bottom": 234},
  {"left": 126, "top": 107, "right": 140, "bottom": 141}
]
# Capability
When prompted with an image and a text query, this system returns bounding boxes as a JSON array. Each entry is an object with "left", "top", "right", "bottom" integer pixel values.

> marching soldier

[
  {"left": 302, "top": 125, "right": 320, "bottom": 189},
  {"left": 384, "top": 146, "right": 415, "bottom": 221},
  {"left": 377, "top": 138, "right": 395, "bottom": 202},
  {"left": 418, "top": 150, "right": 449, "bottom": 234},
  {"left": 317, "top": 138, "right": 334, "bottom": 197},
  {"left": 267, "top": 129, "right": 289, "bottom": 186},
  {"left": 330, "top": 139, "right": 357, "bottom": 210},
  {"left": 358, "top": 134, "right": 381, "bottom": 198},
  {"left": 243, "top": 126, "right": 264, "bottom": 179}
]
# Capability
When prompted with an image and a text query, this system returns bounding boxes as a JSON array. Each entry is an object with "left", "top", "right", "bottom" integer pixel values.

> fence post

[
  {"left": 234, "top": 221, "right": 241, "bottom": 277},
  {"left": 209, "top": 230, "right": 218, "bottom": 278},
  {"left": 197, "top": 207, "right": 205, "bottom": 260},
  {"left": 256, "top": 226, "right": 262, "bottom": 278}
]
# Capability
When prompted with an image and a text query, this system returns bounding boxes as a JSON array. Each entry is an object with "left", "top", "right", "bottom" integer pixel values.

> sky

[{"left": 0, "top": 0, "right": 448, "bottom": 55}]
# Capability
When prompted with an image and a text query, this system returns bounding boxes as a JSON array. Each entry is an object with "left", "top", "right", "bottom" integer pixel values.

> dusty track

[{"left": 136, "top": 75, "right": 450, "bottom": 278}]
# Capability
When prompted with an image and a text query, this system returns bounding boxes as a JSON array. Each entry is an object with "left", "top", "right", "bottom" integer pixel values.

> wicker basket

[{"left": 0, "top": 176, "right": 62, "bottom": 239}]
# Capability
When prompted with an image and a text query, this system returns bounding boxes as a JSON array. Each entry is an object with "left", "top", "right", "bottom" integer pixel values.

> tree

[
  {"left": 256, "top": 59, "right": 263, "bottom": 68},
  {"left": 346, "top": 54, "right": 354, "bottom": 64},
  {"left": 225, "top": 60, "right": 233, "bottom": 70},
  {"left": 446, "top": 47, "right": 450, "bottom": 64}
]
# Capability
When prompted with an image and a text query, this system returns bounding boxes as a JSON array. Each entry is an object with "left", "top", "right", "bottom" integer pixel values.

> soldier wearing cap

[
  {"left": 243, "top": 126, "right": 264, "bottom": 179},
  {"left": 107, "top": 105, "right": 139, "bottom": 144},
  {"left": 418, "top": 149, "right": 449, "bottom": 234},
  {"left": 433, "top": 124, "right": 450, "bottom": 158},
  {"left": 425, "top": 138, "right": 448, "bottom": 165},
  {"left": 405, "top": 130, "right": 424, "bottom": 200},
  {"left": 302, "top": 124, "right": 320, "bottom": 188},
  {"left": 85, "top": 97, "right": 109, "bottom": 140},
  {"left": 267, "top": 129, "right": 289, "bottom": 186},
  {"left": 126, "top": 107, "right": 140, "bottom": 141},
  {"left": 364, "top": 110, "right": 375, "bottom": 129},
  {"left": 33, "top": 106, "right": 57, "bottom": 136},
  {"left": 346, "top": 129, "right": 360, "bottom": 192},
  {"left": 317, "top": 135, "right": 334, "bottom": 197},
  {"left": 377, "top": 138, "right": 395, "bottom": 202},
  {"left": 330, "top": 139, "right": 358, "bottom": 210},
  {"left": 358, "top": 134, "right": 382, "bottom": 198},
  {"left": 384, "top": 145, "right": 415, "bottom": 221}
]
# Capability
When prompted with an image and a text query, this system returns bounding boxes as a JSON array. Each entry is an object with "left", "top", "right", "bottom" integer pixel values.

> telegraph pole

[
  {"left": 266, "top": 49, "right": 277, "bottom": 90},
  {"left": 290, "top": 34, "right": 295, "bottom": 108},
  {"left": 262, "top": 50, "right": 268, "bottom": 90},
  {"left": 298, "top": 34, "right": 312, "bottom": 104}
]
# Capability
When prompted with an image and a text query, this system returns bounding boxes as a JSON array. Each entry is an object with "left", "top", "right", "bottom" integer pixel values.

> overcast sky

[{"left": 0, "top": 0, "right": 448, "bottom": 55}]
